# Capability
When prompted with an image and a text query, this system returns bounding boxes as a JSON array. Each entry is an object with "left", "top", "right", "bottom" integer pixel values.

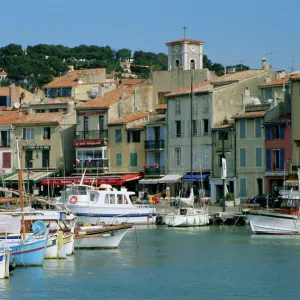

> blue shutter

[
  {"left": 279, "top": 126, "right": 285, "bottom": 140},
  {"left": 255, "top": 119, "right": 261, "bottom": 138},
  {"left": 240, "top": 119, "right": 245, "bottom": 139},
  {"left": 279, "top": 148, "right": 285, "bottom": 170},
  {"left": 240, "top": 178, "right": 247, "bottom": 197},
  {"left": 266, "top": 127, "right": 272, "bottom": 140},
  {"left": 160, "top": 152, "right": 165, "bottom": 166},
  {"left": 266, "top": 149, "right": 271, "bottom": 171},
  {"left": 240, "top": 148, "right": 246, "bottom": 167},
  {"left": 149, "top": 152, "right": 154, "bottom": 165},
  {"left": 159, "top": 126, "right": 164, "bottom": 140},
  {"left": 116, "top": 153, "right": 122, "bottom": 166},
  {"left": 256, "top": 148, "right": 262, "bottom": 167},
  {"left": 130, "top": 153, "right": 137, "bottom": 166},
  {"left": 148, "top": 127, "right": 153, "bottom": 140}
]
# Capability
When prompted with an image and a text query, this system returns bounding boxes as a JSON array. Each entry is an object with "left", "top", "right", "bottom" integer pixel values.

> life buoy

[
  {"left": 69, "top": 196, "right": 78, "bottom": 205},
  {"left": 148, "top": 213, "right": 153, "bottom": 219}
]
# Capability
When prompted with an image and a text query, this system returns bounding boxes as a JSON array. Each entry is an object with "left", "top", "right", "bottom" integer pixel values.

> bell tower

[{"left": 166, "top": 33, "right": 205, "bottom": 71}]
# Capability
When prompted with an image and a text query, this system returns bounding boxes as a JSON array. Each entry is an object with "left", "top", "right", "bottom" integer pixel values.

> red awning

[{"left": 40, "top": 173, "right": 143, "bottom": 186}]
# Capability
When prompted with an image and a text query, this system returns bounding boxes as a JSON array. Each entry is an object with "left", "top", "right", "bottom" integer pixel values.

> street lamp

[{"left": 23, "top": 141, "right": 39, "bottom": 193}]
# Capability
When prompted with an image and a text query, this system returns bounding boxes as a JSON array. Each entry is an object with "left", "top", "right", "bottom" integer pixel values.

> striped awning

[{"left": 4, "top": 171, "right": 58, "bottom": 184}]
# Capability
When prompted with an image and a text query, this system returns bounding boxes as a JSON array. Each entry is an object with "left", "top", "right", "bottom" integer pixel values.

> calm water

[{"left": 1, "top": 225, "right": 300, "bottom": 300}]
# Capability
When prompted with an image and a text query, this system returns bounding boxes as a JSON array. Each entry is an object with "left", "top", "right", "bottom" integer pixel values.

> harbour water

[{"left": 1, "top": 225, "right": 300, "bottom": 300}]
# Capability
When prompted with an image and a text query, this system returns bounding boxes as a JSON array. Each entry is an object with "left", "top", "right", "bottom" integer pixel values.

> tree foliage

[{"left": 0, "top": 43, "right": 249, "bottom": 90}]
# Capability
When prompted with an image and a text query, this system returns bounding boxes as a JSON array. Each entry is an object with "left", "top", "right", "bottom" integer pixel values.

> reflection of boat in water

[
  {"left": 59, "top": 184, "right": 156, "bottom": 225},
  {"left": 246, "top": 190, "right": 300, "bottom": 235},
  {"left": 74, "top": 224, "right": 132, "bottom": 249},
  {"left": 0, "top": 248, "right": 10, "bottom": 279}
]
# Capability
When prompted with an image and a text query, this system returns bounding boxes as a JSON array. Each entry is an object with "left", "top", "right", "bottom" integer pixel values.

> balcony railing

[
  {"left": 75, "top": 159, "right": 109, "bottom": 169},
  {"left": 144, "top": 140, "right": 164, "bottom": 150},
  {"left": 144, "top": 166, "right": 165, "bottom": 176},
  {"left": 74, "top": 130, "right": 108, "bottom": 140}
]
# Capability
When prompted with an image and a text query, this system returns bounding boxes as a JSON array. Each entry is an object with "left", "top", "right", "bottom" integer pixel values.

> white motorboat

[
  {"left": 164, "top": 189, "right": 210, "bottom": 227},
  {"left": 246, "top": 190, "right": 300, "bottom": 235},
  {"left": 74, "top": 224, "right": 132, "bottom": 249},
  {"left": 60, "top": 184, "right": 156, "bottom": 225},
  {"left": 0, "top": 248, "right": 10, "bottom": 279}
]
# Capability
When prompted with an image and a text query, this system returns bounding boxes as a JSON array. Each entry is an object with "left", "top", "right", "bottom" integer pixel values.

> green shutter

[
  {"left": 240, "top": 119, "right": 246, "bottom": 139},
  {"left": 116, "top": 153, "right": 122, "bottom": 166},
  {"left": 255, "top": 119, "right": 261, "bottom": 138},
  {"left": 240, "top": 148, "right": 246, "bottom": 167},
  {"left": 130, "top": 153, "right": 137, "bottom": 166},
  {"left": 256, "top": 148, "right": 262, "bottom": 167},
  {"left": 240, "top": 178, "right": 247, "bottom": 197},
  {"left": 115, "top": 129, "right": 122, "bottom": 143}
]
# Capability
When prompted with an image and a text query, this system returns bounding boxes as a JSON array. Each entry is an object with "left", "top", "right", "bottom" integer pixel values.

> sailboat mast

[
  {"left": 16, "top": 138, "right": 26, "bottom": 240},
  {"left": 190, "top": 72, "right": 193, "bottom": 185}
]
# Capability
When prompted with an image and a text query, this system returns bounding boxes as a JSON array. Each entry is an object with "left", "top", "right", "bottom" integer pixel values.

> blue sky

[{"left": 2, "top": 0, "right": 299, "bottom": 71}]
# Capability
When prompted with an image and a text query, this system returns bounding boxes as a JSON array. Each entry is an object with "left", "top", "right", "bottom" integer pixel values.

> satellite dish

[{"left": 14, "top": 102, "right": 20, "bottom": 109}]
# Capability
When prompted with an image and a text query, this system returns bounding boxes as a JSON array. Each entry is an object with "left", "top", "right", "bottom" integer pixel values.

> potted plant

[{"left": 225, "top": 192, "right": 235, "bottom": 207}]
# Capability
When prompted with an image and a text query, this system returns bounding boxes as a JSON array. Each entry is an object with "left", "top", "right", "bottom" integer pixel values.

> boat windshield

[{"left": 67, "top": 186, "right": 90, "bottom": 195}]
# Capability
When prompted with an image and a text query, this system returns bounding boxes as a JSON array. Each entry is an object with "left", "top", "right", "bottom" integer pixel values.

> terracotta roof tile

[
  {"left": 165, "top": 81, "right": 212, "bottom": 97},
  {"left": 13, "top": 113, "right": 65, "bottom": 125},
  {"left": 259, "top": 75, "right": 291, "bottom": 87},
  {"left": 0, "top": 111, "right": 20, "bottom": 125},
  {"left": 128, "top": 122, "right": 146, "bottom": 130},
  {"left": 211, "top": 70, "right": 266, "bottom": 84},
  {"left": 212, "top": 123, "right": 234, "bottom": 130},
  {"left": 108, "top": 110, "right": 148, "bottom": 125},
  {"left": 0, "top": 71, "right": 7, "bottom": 75},
  {"left": 166, "top": 38, "right": 205, "bottom": 45},
  {"left": 264, "top": 114, "right": 291, "bottom": 124},
  {"left": 155, "top": 104, "right": 167, "bottom": 110},
  {"left": 78, "top": 86, "right": 146, "bottom": 109},
  {"left": 232, "top": 111, "right": 266, "bottom": 119},
  {"left": 121, "top": 79, "right": 145, "bottom": 86},
  {"left": 105, "top": 74, "right": 115, "bottom": 79},
  {"left": 43, "top": 68, "right": 105, "bottom": 88},
  {"left": 290, "top": 73, "right": 300, "bottom": 80}
]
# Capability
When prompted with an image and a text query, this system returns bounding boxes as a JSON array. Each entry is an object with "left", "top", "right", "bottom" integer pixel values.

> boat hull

[
  {"left": 164, "top": 211, "right": 210, "bottom": 227},
  {"left": 74, "top": 228, "right": 130, "bottom": 249},
  {"left": 246, "top": 212, "right": 300, "bottom": 234},
  {"left": 0, "top": 250, "right": 10, "bottom": 278},
  {"left": 45, "top": 236, "right": 58, "bottom": 259},
  {"left": 70, "top": 206, "right": 156, "bottom": 225}
]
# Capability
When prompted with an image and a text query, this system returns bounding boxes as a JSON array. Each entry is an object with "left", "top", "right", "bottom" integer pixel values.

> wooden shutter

[
  {"left": 265, "top": 127, "right": 272, "bottom": 140},
  {"left": 279, "top": 126, "right": 285, "bottom": 140},
  {"left": 279, "top": 148, "right": 285, "bottom": 170},
  {"left": 266, "top": 149, "right": 271, "bottom": 171},
  {"left": 2, "top": 152, "right": 11, "bottom": 168}
]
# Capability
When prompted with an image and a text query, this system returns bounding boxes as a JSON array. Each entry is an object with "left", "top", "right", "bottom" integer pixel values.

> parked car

[{"left": 247, "top": 194, "right": 281, "bottom": 208}]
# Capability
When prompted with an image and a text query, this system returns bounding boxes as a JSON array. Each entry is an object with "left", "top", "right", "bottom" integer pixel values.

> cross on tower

[{"left": 182, "top": 25, "right": 188, "bottom": 39}]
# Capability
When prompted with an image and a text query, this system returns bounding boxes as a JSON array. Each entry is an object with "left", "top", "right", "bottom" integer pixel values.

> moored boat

[{"left": 0, "top": 248, "right": 10, "bottom": 279}]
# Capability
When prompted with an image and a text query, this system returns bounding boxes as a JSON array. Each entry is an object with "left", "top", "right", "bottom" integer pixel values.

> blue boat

[{"left": 0, "top": 221, "right": 49, "bottom": 266}]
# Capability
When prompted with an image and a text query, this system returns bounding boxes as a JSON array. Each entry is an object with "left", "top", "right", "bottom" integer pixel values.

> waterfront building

[
  {"left": 5, "top": 112, "right": 75, "bottom": 195},
  {"left": 0, "top": 70, "right": 7, "bottom": 81},
  {"left": 0, "top": 85, "right": 34, "bottom": 108}
]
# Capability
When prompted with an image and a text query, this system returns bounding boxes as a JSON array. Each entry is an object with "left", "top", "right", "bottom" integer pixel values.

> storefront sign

[
  {"left": 73, "top": 140, "right": 106, "bottom": 147},
  {"left": 23, "top": 145, "right": 51, "bottom": 150}
]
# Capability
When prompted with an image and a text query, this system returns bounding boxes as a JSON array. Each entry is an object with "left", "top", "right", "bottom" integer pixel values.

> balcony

[
  {"left": 74, "top": 130, "right": 108, "bottom": 141},
  {"left": 144, "top": 166, "right": 165, "bottom": 176},
  {"left": 144, "top": 140, "right": 164, "bottom": 150},
  {"left": 75, "top": 159, "right": 109, "bottom": 169}
]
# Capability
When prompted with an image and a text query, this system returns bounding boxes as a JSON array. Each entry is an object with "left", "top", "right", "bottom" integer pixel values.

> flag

[
  {"left": 221, "top": 157, "right": 227, "bottom": 179},
  {"left": 88, "top": 156, "right": 92, "bottom": 165},
  {"left": 76, "top": 157, "right": 80, "bottom": 165}
]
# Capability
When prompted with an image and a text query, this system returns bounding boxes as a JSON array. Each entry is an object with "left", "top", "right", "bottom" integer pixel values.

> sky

[{"left": 2, "top": 0, "right": 300, "bottom": 71}]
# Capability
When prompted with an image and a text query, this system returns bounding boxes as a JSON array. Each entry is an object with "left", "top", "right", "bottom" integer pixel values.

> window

[
  {"left": 23, "top": 128, "right": 34, "bottom": 141},
  {"left": 203, "top": 119, "right": 209, "bottom": 135},
  {"left": 42, "top": 150, "right": 50, "bottom": 168},
  {"left": 175, "top": 99, "right": 181, "bottom": 115},
  {"left": 218, "top": 131, "right": 229, "bottom": 140},
  {"left": 202, "top": 150, "right": 209, "bottom": 169},
  {"left": 190, "top": 60, "right": 195, "bottom": 69},
  {"left": 127, "top": 132, "right": 131, "bottom": 143},
  {"left": 0, "top": 131, "right": 10, "bottom": 147},
  {"left": 265, "top": 88, "right": 272, "bottom": 100},
  {"left": 192, "top": 120, "right": 197, "bottom": 136},
  {"left": 132, "top": 131, "right": 140, "bottom": 143},
  {"left": 175, "top": 121, "right": 181, "bottom": 137},
  {"left": 218, "top": 154, "right": 223, "bottom": 167},
  {"left": 83, "top": 116, "right": 89, "bottom": 132},
  {"left": 116, "top": 153, "right": 122, "bottom": 166},
  {"left": 239, "top": 119, "right": 246, "bottom": 139},
  {"left": 109, "top": 194, "right": 115, "bottom": 204},
  {"left": 256, "top": 148, "right": 262, "bottom": 167},
  {"left": 117, "top": 194, "right": 123, "bottom": 204},
  {"left": 273, "top": 149, "right": 280, "bottom": 169},
  {"left": 35, "top": 109, "right": 45, "bottom": 113},
  {"left": 240, "top": 148, "right": 246, "bottom": 167},
  {"left": 25, "top": 150, "right": 33, "bottom": 168},
  {"left": 49, "top": 109, "right": 59, "bottom": 112},
  {"left": 104, "top": 195, "right": 109, "bottom": 204},
  {"left": 272, "top": 126, "right": 280, "bottom": 140},
  {"left": 255, "top": 119, "right": 262, "bottom": 138},
  {"left": 175, "top": 148, "right": 181, "bottom": 166},
  {"left": 2, "top": 152, "right": 11, "bottom": 168},
  {"left": 240, "top": 178, "right": 247, "bottom": 197},
  {"left": 43, "top": 127, "right": 51, "bottom": 139},
  {"left": 175, "top": 60, "right": 180, "bottom": 68},
  {"left": 130, "top": 153, "right": 137, "bottom": 166},
  {"left": 115, "top": 129, "right": 122, "bottom": 143}
]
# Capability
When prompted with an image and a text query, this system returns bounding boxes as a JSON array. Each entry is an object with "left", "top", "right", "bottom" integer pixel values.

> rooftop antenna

[
  {"left": 291, "top": 56, "right": 295, "bottom": 72},
  {"left": 182, "top": 25, "right": 188, "bottom": 39}
]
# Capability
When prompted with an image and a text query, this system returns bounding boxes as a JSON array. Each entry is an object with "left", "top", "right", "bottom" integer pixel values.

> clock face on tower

[
  {"left": 190, "top": 46, "right": 196, "bottom": 53},
  {"left": 174, "top": 45, "right": 180, "bottom": 52}
]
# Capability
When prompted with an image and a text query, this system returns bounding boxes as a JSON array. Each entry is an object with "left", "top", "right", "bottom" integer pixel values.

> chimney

[
  {"left": 99, "top": 85, "right": 105, "bottom": 97},
  {"left": 261, "top": 57, "right": 267, "bottom": 70}
]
